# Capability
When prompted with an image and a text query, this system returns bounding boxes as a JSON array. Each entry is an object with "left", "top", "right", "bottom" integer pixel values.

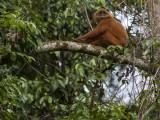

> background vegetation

[{"left": 0, "top": 0, "right": 160, "bottom": 119}]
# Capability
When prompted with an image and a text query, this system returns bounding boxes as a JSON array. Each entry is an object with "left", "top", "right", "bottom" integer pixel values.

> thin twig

[{"left": 84, "top": 6, "right": 93, "bottom": 30}]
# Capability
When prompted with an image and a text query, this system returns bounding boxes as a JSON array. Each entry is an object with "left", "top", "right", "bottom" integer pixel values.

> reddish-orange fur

[{"left": 75, "top": 8, "right": 128, "bottom": 48}]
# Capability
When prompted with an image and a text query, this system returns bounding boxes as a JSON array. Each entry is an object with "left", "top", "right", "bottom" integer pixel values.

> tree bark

[{"left": 38, "top": 41, "right": 151, "bottom": 72}]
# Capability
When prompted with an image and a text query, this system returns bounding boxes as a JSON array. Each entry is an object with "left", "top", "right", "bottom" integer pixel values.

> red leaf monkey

[{"left": 75, "top": 8, "right": 128, "bottom": 48}]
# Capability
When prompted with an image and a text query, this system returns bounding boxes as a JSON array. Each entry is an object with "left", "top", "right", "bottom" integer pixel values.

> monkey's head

[{"left": 94, "top": 8, "right": 112, "bottom": 22}]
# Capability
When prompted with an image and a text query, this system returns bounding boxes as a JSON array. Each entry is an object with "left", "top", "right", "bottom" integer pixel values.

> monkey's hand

[{"left": 73, "top": 35, "right": 85, "bottom": 43}]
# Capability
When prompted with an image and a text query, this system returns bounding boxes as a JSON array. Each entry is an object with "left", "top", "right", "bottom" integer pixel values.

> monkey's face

[
  {"left": 94, "top": 8, "right": 112, "bottom": 22},
  {"left": 99, "top": 10, "right": 106, "bottom": 17}
]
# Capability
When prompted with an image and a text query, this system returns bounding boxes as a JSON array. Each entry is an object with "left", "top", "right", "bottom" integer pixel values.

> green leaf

[
  {"left": 64, "top": 8, "right": 69, "bottom": 18},
  {"left": 3, "top": 21, "right": 9, "bottom": 27},
  {"left": 10, "top": 53, "right": 16, "bottom": 61},
  {"left": 53, "top": 81, "right": 59, "bottom": 91},
  {"left": 90, "top": 59, "right": 96, "bottom": 66},
  {"left": 5, "top": 13, "right": 16, "bottom": 19},
  {"left": 39, "top": 96, "right": 46, "bottom": 104},
  {"left": 27, "top": 93, "right": 34, "bottom": 102},
  {"left": 58, "top": 80, "right": 65, "bottom": 88},
  {"left": 47, "top": 96, "right": 52, "bottom": 104},
  {"left": 7, "top": 109, "right": 14, "bottom": 113},
  {"left": 24, "top": 54, "right": 35, "bottom": 63}
]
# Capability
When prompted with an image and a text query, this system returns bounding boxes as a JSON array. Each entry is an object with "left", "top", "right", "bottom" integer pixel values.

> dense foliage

[{"left": 0, "top": 0, "right": 160, "bottom": 120}]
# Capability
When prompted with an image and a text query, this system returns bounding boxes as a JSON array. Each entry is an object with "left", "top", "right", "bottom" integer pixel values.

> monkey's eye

[{"left": 99, "top": 11, "right": 106, "bottom": 17}]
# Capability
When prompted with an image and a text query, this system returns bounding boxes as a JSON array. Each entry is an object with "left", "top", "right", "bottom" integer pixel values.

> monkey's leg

[{"left": 103, "top": 32, "right": 124, "bottom": 46}]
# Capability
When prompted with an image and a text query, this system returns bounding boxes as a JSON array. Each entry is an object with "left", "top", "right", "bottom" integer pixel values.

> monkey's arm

[{"left": 76, "top": 21, "right": 108, "bottom": 42}]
